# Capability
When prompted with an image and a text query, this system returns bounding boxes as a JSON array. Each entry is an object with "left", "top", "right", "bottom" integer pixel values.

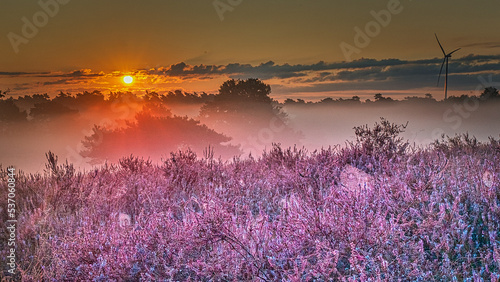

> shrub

[
  {"left": 2, "top": 121, "right": 500, "bottom": 281},
  {"left": 339, "top": 118, "right": 410, "bottom": 174}
]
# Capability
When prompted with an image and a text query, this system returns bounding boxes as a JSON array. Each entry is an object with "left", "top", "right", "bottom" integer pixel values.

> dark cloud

[
  {"left": 142, "top": 58, "right": 412, "bottom": 80},
  {"left": 0, "top": 69, "right": 103, "bottom": 78},
  {"left": 65, "top": 70, "right": 103, "bottom": 78},
  {"left": 0, "top": 71, "right": 50, "bottom": 76},
  {"left": 293, "top": 55, "right": 500, "bottom": 85},
  {"left": 14, "top": 55, "right": 495, "bottom": 85},
  {"left": 46, "top": 70, "right": 104, "bottom": 78},
  {"left": 43, "top": 79, "right": 73, "bottom": 86},
  {"left": 33, "top": 70, "right": 105, "bottom": 86},
  {"left": 4, "top": 55, "right": 499, "bottom": 98},
  {"left": 140, "top": 55, "right": 498, "bottom": 84}
]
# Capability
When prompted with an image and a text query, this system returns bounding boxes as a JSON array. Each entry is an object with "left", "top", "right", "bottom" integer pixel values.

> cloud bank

[{"left": 2, "top": 55, "right": 500, "bottom": 100}]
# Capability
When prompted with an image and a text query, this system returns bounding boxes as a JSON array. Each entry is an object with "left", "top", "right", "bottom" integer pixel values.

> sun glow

[{"left": 123, "top": 76, "right": 134, "bottom": 84}]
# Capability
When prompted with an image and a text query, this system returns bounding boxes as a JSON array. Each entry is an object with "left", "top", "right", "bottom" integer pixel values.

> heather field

[
  {"left": 3, "top": 1, "right": 500, "bottom": 281},
  {"left": 1, "top": 120, "right": 499, "bottom": 281}
]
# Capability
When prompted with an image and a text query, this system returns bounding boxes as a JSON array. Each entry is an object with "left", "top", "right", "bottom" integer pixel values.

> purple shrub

[{"left": 1, "top": 120, "right": 500, "bottom": 281}]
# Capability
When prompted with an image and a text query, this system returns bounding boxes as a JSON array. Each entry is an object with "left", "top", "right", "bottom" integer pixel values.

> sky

[{"left": 1, "top": 0, "right": 500, "bottom": 101}]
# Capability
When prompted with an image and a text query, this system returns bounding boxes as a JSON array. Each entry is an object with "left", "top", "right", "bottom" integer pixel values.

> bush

[
  {"left": 2, "top": 122, "right": 500, "bottom": 281},
  {"left": 339, "top": 118, "right": 410, "bottom": 174}
]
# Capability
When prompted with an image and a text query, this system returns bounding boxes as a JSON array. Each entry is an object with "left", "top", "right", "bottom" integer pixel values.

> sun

[{"left": 123, "top": 76, "right": 134, "bottom": 84}]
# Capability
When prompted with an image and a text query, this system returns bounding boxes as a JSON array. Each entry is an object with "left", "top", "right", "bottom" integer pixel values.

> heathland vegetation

[{"left": 1, "top": 118, "right": 499, "bottom": 280}]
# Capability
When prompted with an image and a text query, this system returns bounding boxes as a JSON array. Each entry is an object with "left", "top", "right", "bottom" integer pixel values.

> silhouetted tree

[
  {"left": 0, "top": 99, "right": 27, "bottom": 122},
  {"left": 74, "top": 90, "right": 105, "bottom": 109},
  {"left": 143, "top": 91, "right": 162, "bottom": 104},
  {"left": 480, "top": 87, "right": 499, "bottom": 100},
  {"left": 200, "top": 79, "right": 276, "bottom": 116},
  {"left": 161, "top": 90, "right": 215, "bottom": 104},
  {"left": 220, "top": 79, "right": 272, "bottom": 103},
  {"left": 374, "top": 93, "right": 393, "bottom": 102},
  {"left": 30, "top": 101, "right": 78, "bottom": 120},
  {"left": 52, "top": 92, "right": 77, "bottom": 109},
  {"left": 199, "top": 79, "right": 301, "bottom": 150},
  {"left": 15, "top": 94, "right": 50, "bottom": 112},
  {"left": 320, "top": 97, "right": 335, "bottom": 104},
  {"left": 82, "top": 111, "right": 240, "bottom": 163},
  {"left": 318, "top": 96, "right": 361, "bottom": 104},
  {"left": 404, "top": 95, "right": 436, "bottom": 103},
  {"left": 200, "top": 79, "right": 286, "bottom": 125},
  {"left": 446, "top": 94, "right": 473, "bottom": 103}
]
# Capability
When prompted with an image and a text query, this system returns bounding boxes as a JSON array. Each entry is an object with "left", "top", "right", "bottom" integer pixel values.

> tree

[
  {"left": 218, "top": 78, "right": 272, "bottom": 103},
  {"left": 374, "top": 93, "right": 393, "bottom": 102},
  {"left": 0, "top": 99, "right": 27, "bottom": 122},
  {"left": 199, "top": 79, "right": 302, "bottom": 153},
  {"left": 200, "top": 78, "right": 284, "bottom": 124},
  {"left": 53, "top": 92, "right": 76, "bottom": 108},
  {"left": 200, "top": 79, "right": 276, "bottom": 118},
  {"left": 75, "top": 90, "right": 105, "bottom": 109},
  {"left": 30, "top": 101, "right": 78, "bottom": 120},
  {"left": 81, "top": 111, "right": 240, "bottom": 164},
  {"left": 15, "top": 94, "right": 50, "bottom": 112},
  {"left": 319, "top": 96, "right": 361, "bottom": 104},
  {"left": 480, "top": 87, "right": 499, "bottom": 100},
  {"left": 0, "top": 89, "right": 11, "bottom": 99},
  {"left": 320, "top": 97, "right": 334, "bottom": 104}
]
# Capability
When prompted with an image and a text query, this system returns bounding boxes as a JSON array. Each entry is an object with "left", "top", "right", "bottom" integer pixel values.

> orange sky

[{"left": 1, "top": 0, "right": 500, "bottom": 100}]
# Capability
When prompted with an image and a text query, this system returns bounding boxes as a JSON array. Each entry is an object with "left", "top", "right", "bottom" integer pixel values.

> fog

[
  {"left": 285, "top": 100, "right": 500, "bottom": 150},
  {"left": 1, "top": 82, "right": 499, "bottom": 174}
]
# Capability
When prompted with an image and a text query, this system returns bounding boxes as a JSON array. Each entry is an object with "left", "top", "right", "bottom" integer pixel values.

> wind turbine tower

[{"left": 435, "top": 33, "right": 461, "bottom": 100}]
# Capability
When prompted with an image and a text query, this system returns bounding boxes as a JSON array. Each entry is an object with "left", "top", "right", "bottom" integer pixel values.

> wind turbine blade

[
  {"left": 435, "top": 33, "right": 446, "bottom": 56},
  {"left": 437, "top": 57, "right": 446, "bottom": 86},
  {"left": 448, "top": 48, "right": 461, "bottom": 55}
]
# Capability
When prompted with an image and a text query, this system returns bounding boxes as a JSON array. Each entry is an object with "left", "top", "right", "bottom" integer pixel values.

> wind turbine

[{"left": 435, "top": 33, "right": 460, "bottom": 100}]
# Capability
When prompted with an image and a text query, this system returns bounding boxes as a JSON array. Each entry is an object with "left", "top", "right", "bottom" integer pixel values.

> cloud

[
  {"left": 139, "top": 55, "right": 499, "bottom": 84},
  {"left": 43, "top": 69, "right": 105, "bottom": 78},
  {"left": 141, "top": 58, "right": 412, "bottom": 81},
  {"left": 43, "top": 79, "right": 73, "bottom": 86},
  {"left": 3, "top": 56, "right": 500, "bottom": 98},
  {"left": 8, "top": 55, "right": 499, "bottom": 84}
]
